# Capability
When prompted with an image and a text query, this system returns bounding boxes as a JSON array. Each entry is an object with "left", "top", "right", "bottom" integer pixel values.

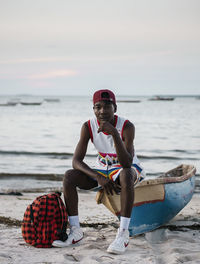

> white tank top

[{"left": 88, "top": 115, "right": 140, "bottom": 166}]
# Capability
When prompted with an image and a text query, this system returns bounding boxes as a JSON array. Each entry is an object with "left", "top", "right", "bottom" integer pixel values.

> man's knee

[
  {"left": 63, "top": 169, "right": 98, "bottom": 190},
  {"left": 63, "top": 169, "right": 77, "bottom": 187},
  {"left": 119, "top": 168, "right": 136, "bottom": 187}
]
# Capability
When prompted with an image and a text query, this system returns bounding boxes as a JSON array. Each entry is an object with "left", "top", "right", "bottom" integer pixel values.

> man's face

[{"left": 93, "top": 101, "right": 116, "bottom": 123}]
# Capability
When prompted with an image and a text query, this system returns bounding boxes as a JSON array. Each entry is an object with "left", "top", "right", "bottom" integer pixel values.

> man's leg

[
  {"left": 63, "top": 169, "right": 98, "bottom": 216},
  {"left": 107, "top": 168, "right": 136, "bottom": 254},
  {"left": 52, "top": 169, "right": 98, "bottom": 247},
  {"left": 119, "top": 168, "right": 136, "bottom": 218}
]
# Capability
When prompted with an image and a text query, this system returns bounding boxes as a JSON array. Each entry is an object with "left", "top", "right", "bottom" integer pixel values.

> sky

[{"left": 0, "top": 0, "right": 199, "bottom": 96}]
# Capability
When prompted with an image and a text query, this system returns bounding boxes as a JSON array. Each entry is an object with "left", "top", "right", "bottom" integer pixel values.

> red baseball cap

[{"left": 93, "top": 89, "right": 116, "bottom": 105}]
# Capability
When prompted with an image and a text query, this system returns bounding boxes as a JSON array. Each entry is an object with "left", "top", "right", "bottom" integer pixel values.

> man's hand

[
  {"left": 98, "top": 121, "right": 116, "bottom": 135},
  {"left": 96, "top": 173, "right": 120, "bottom": 195}
]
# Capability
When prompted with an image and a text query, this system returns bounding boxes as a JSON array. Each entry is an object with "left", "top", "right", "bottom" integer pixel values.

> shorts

[{"left": 94, "top": 163, "right": 145, "bottom": 185}]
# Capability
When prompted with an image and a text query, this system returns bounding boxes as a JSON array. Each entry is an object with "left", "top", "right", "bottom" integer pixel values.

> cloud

[
  {"left": 27, "top": 70, "right": 78, "bottom": 80},
  {"left": 0, "top": 69, "right": 78, "bottom": 81},
  {"left": 0, "top": 50, "right": 174, "bottom": 69},
  {"left": 0, "top": 57, "right": 74, "bottom": 65}
]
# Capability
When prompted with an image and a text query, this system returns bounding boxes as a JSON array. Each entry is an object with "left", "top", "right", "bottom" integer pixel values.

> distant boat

[
  {"left": 96, "top": 164, "right": 196, "bottom": 236},
  {"left": 149, "top": 96, "right": 175, "bottom": 101},
  {"left": 0, "top": 102, "right": 18, "bottom": 106},
  {"left": 117, "top": 100, "right": 141, "bottom": 103},
  {"left": 7, "top": 102, "right": 18, "bottom": 106},
  {"left": 44, "top": 98, "right": 60, "bottom": 103},
  {"left": 8, "top": 98, "right": 21, "bottom": 104},
  {"left": 20, "top": 102, "right": 43, "bottom": 106}
]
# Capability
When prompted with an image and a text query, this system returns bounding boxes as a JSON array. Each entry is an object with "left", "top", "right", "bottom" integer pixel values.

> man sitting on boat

[{"left": 52, "top": 89, "right": 145, "bottom": 254}]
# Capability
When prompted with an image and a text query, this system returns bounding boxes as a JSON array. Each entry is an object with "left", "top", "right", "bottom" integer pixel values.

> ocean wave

[
  {"left": 0, "top": 173, "right": 199, "bottom": 194},
  {"left": 138, "top": 155, "right": 198, "bottom": 160},
  {"left": 0, "top": 150, "right": 73, "bottom": 157},
  {"left": 139, "top": 149, "right": 200, "bottom": 155},
  {"left": 172, "top": 149, "right": 200, "bottom": 155},
  {"left": 0, "top": 150, "right": 198, "bottom": 161},
  {"left": 0, "top": 150, "right": 96, "bottom": 158},
  {"left": 0, "top": 172, "right": 63, "bottom": 181},
  {"left": 1, "top": 172, "right": 199, "bottom": 179}
]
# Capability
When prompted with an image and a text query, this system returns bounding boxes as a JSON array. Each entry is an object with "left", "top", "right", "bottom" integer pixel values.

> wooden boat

[
  {"left": 96, "top": 164, "right": 196, "bottom": 236},
  {"left": 44, "top": 98, "right": 60, "bottom": 103},
  {"left": 8, "top": 102, "right": 19, "bottom": 106},
  {"left": 20, "top": 102, "right": 42, "bottom": 106},
  {"left": 0, "top": 102, "right": 18, "bottom": 106},
  {"left": 149, "top": 96, "right": 174, "bottom": 101},
  {"left": 117, "top": 100, "right": 141, "bottom": 103}
]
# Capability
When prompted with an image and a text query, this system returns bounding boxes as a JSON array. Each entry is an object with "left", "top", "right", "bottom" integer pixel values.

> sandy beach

[{"left": 0, "top": 190, "right": 200, "bottom": 264}]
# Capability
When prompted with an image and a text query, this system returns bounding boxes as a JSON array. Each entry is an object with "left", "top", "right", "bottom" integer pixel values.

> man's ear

[{"left": 114, "top": 104, "right": 117, "bottom": 113}]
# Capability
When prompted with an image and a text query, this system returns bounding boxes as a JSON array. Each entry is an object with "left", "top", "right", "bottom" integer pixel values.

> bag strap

[
  {"left": 55, "top": 194, "right": 68, "bottom": 241},
  {"left": 45, "top": 195, "right": 48, "bottom": 221},
  {"left": 30, "top": 204, "right": 34, "bottom": 222},
  {"left": 56, "top": 194, "right": 67, "bottom": 225}
]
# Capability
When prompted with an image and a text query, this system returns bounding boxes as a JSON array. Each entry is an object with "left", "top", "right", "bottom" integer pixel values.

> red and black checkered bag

[{"left": 21, "top": 192, "right": 68, "bottom": 248}]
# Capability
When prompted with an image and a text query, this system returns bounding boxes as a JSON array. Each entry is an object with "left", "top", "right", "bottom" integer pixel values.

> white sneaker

[
  {"left": 52, "top": 226, "right": 83, "bottom": 247},
  {"left": 107, "top": 228, "right": 129, "bottom": 254}
]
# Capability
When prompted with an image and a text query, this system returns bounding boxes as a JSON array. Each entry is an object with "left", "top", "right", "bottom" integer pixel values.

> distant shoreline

[{"left": 0, "top": 94, "right": 200, "bottom": 98}]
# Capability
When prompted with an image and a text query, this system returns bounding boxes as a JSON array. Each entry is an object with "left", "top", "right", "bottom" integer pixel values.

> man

[{"left": 52, "top": 89, "right": 145, "bottom": 254}]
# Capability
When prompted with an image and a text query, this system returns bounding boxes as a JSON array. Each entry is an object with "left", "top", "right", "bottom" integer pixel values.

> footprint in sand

[{"left": 63, "top": 253, "right": 80, "bottom": 262}]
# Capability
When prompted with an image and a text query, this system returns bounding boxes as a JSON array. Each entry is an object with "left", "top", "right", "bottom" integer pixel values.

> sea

[{"left": 0, "top": 95, "right": 199, "bottom": 193}]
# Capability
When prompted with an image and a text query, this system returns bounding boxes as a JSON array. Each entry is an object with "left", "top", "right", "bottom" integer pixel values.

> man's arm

[
  {"left": 72, "top": 122, "right": 98, "bottom": 179},
  {"left": 98, "top": 121, "right": 134, "bottom": 168}
]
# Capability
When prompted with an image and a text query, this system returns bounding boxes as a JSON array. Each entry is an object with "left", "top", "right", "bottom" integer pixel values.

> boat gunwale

[{"left": 136, "top": 164, "right": 196, "bottom": 188}]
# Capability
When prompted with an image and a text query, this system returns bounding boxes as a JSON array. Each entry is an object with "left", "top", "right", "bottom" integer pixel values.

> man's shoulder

[
  {"left": 79, "top": 121, "right": 91, "bottom": 140},
  {"left": 121, "top": 118, "right": 135, "bottom": 132},
  {"left": 82, "top": 121, "right": 90, "bottom": 129},
  {"left": 125, "top": 120, "right": 134, "bottom": 129},
  {"left": 117, "top": 116, "right": 134, "bottom": 127}
]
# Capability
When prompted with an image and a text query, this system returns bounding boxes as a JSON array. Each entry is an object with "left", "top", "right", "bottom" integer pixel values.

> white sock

[
  {"left": 68, "top": 215, "right": 80, "bottom": 228},
  {"left": 120, "top": 216, "right": 130, "bottom": 231}
]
